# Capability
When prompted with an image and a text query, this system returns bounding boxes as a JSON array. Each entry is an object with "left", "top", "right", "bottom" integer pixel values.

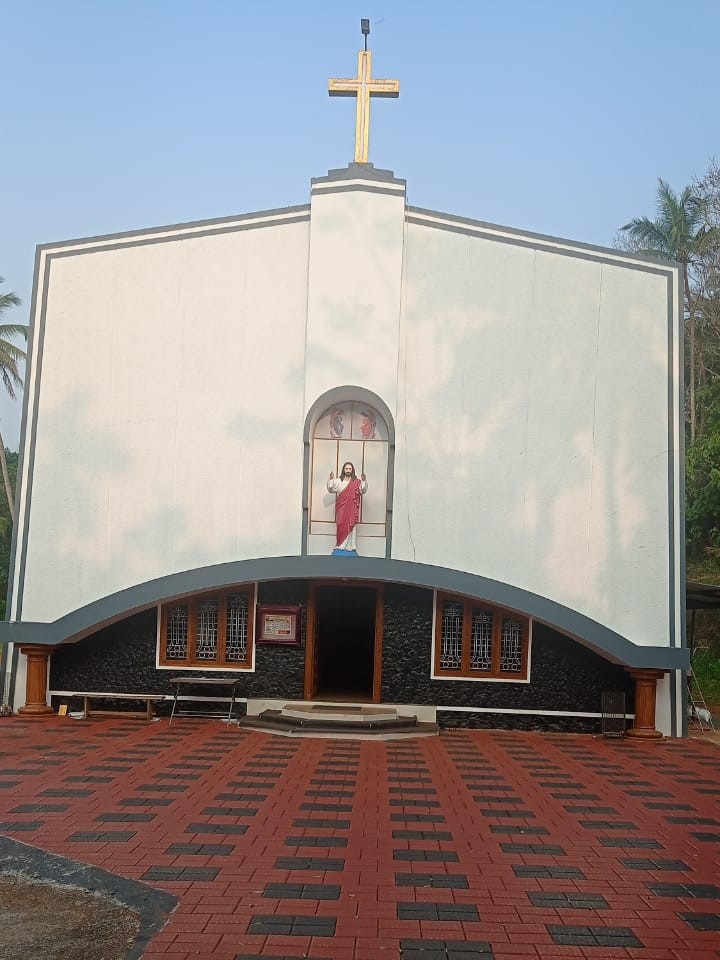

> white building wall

[
  {"left": 304, "top": 181, "right": 406, "bottom": 412},
  {"left": 16, "top": 219, "right": 310, "bottom": 623},
  {"left": 393, "top": 220, "right": 678, "bottom": 648},
  {"left": 12, "top": 178, "right": 680, "bottom": 663}
]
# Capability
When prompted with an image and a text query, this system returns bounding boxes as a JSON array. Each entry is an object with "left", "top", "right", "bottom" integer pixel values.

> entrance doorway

[{"left": 306, "top": 585, "right": 380, "bottom": 701}]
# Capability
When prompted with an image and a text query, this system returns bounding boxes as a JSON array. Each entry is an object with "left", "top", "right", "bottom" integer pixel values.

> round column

[
  {"left": 17, "top": 645, "right": 54, "bottom": 716},
  {"left": 626, "top": 668, "right": 666, "bottom": 740}
]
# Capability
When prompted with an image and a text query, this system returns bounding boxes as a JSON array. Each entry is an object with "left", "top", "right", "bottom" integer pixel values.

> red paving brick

[{"left": 0, "top": 717, "right": 719, "bottom": 959}]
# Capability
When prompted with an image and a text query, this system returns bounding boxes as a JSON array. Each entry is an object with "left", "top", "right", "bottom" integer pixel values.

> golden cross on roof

[{"left": 328, "top": 35, "right": 399, "bottom": 164}]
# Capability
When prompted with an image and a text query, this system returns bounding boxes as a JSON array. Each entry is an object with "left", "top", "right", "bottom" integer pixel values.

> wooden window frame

[
  {"left": 158, "top": 584, "right": 256, "bottom": 670},
  {"left": 433, "top": 592, "right": 530, "bottom": 681}
]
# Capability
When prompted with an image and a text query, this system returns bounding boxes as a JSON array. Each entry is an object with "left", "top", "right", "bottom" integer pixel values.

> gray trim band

[
  {"left": 312, "top": 184, "right": 406, "bottom": 198},
  {"left": 37, "top": 204, "right": 312, "bottom": 252},
  {"left": 406, "top": 214, "right": 678, "bottom": 275},
  {"left": 0, "top": 556, "right": 688, "bottom": 670},
  {"left": 407, "top": 207, "right": 680, "bottom": 269},
  {"left": 46, "top": 215, "right": 311, "bottom": 261}
]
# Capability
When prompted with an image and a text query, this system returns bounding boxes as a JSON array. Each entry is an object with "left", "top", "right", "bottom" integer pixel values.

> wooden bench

[{"left": 68, "top": 692, "right": 166, "bottom": 721}]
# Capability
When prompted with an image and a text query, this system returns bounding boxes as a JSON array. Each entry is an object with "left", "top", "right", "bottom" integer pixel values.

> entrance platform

[
  {"left": 238, "top": 700, "right": 439, "bottom": 738},
  {"left": 1, "top": 716, "right": 719, "bottom": 960}
]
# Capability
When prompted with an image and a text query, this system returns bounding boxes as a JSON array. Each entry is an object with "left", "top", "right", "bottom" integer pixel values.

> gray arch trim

[
  {"left": 0, "top": 556, "right": 688, "bottom": 670},
  {"left": 301, "top": 387, "right": 396, "bottom": 558}
]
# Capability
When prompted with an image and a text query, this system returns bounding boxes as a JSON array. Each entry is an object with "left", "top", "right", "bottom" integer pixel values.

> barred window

[
  {"left": 159, "top": 586, "right": 255, "bottom": 669},
  {"left": 434, "top": 593, "right": 529, "bottom": 680}
]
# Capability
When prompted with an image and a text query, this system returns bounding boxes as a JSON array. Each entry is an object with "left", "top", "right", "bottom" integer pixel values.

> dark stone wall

[
  {"left": 48, "top": 579, "right": 634, "bottom": 731},
  {"left": 49, "top": 582, "right": 309, "bottom": 714},
  {"left": 380, "top": 584, "right": 634, "bottom": 732}
]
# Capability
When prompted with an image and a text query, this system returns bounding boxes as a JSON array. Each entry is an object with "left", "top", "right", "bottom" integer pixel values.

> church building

[{"left": 0, "top": 38, "right": 687, "bottom": 736}]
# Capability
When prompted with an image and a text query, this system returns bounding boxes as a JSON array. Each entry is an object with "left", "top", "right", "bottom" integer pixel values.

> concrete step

[{"left": 237, "top": 703, "right": 439, "bottom": 739}]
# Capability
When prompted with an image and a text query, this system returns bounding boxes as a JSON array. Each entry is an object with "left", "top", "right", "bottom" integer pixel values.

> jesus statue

[{"left": 327, "top": 461, "right": 367, "bottom": 555}]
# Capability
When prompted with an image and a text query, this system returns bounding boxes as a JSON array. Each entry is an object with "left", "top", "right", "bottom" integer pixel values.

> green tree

[
  {"left": 0, "top": 278, "right": 28, "bottom": 524},
  {"left": 620, "top": 178, "right": 720, "bottom": 442}
]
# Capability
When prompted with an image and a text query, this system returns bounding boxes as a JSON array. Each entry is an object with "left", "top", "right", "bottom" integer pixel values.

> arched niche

[{"left": 302, "top": 387, "right": 394, "bottom": 558}]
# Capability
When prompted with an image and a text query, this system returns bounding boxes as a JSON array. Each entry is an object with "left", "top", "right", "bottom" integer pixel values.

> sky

[{"left": 2, "top": 0, "right": 718, "bottom": 450}]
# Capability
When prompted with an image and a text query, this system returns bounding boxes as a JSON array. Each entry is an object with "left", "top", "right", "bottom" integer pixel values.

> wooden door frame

[{"left": 303, "top": 580, "right": 384, "bottom": 703}]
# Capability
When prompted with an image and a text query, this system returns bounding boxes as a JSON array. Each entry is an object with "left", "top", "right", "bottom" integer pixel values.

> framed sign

[{"left": 256, "top": 605, "right": 301, "bottom": 645}]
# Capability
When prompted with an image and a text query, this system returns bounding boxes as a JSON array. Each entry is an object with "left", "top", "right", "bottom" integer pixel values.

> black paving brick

[
  {"left": 393, "top": 850, "right": 459, "bottom": 862},
  {"left": 693, "top": 832, "right": 720, "bottom": 842},
  {"left": 142, "top": 866, "right": 219, "bottom": 881},
  {"left": 395, "top": 873, "right": 469, "bottom": 889},
  {"left": 263, "top": 883, "right": 340, "bottom": 900},
  {"left": 136, "top": 784, "right": 187, "bottom": 793},
  {"left": 390, "top": 799, "right": 441, "bottom": 807},
  {"left": 389, "top": 787, "right": 437, "bottom": 794},
  {"left": 500, "top": 843, "right": 566, "bottom": 856},
  {"left": 284, "top": 836, "right": 347, "bottom": 847},
  {"left": 186, "top": 822, "right": 248, "bottom": 835},
  {"left": 564, "top": 806, "right": 617, "bottom": 814},
  {"left": 274, "top": 857, "right": 344, "bottom": 871},
  {"left": 529, "top": 892, "right": 608, "bottom": 909},
  {"left": 214, "top": 793, "right": 268, "bottom": 802},
  {"left": 201, "top": 806, "right": 258, "bottom": 817},
  {"left": 479, "top": 809, "right": 535, "bottom": 818},
  {"left": 119, "top": 797, "right": 173, "bottom": 807},
  {"left": 679, "top": 913, "right": 720, "bottom": 930},
  {"left": 0, "top": 821, "right": 43, "bottom": 832},
  {"left": 68, "top": 831, "right": 136, "bottom": 842},
  {"left": 547, "top": 924, "right": 643, "bottom": 947},
  {"left": 292, "top": 818, "right": 351, "bottom": 828},
  {"left": 539, "top": 781, "right": 585, "bottom": 789},
  {"left": 667, "top": 817, "right": 720, "bottom": 825},
  {"left": 471, "top": 795, "right": 524, "bottom": 805},
  {"left": 167, "top": 842, "right": 234, "bottom": 855},
  {"left": 40, "top": 789, "right": 93, "bottom": 797},
  {"left": 400, "top": 938, "right": 493, "bottom": 959},
  {"left": 305, "top": 789, "right": 354, "bottom": 797},
  {"left": 96, "top": 812, "right": 156, "bottom": 822},
  {"left": 10, "top": 804, "right": 69, "bottom": 813},
  {"left": 513, "top": 865, "right": 585, "bottom": 879},
  {"left": 397, "top": 903, "right": 479, "bottom": 921},
  {"left": 627, "top": 789, "right": 672, "bottom": 797},
  {"left": 579, "top": 820, "right": 638, "bottom": 830},
  {"left": 621, "top": 858, "right": 690, "bottom": 871},
  {"left": 64, "top": 775, "right": 114, "bottom": 783},
  {"left": 599, "top": 837, "right": 663, "bottom": 849},
  {"left": 392, "top": 830, "right": 453, "bottom": 840},
  {"left": 551, "top": 793, "right": 600, "bottom": 801},
  {"left": 299, "top": 802, "right": 352, "bottom": 812},
  {"left": 247, "top": 914, "right": 336, "bottom": 936},
  {"left": 649, "top": 883, "right": 720, "bottom": 898},
  {"left": 489, "top": 824, "right": 548, "bottom": 835},
  {"left": 390, "top": 814, "right": 446, "bottom": 823}
]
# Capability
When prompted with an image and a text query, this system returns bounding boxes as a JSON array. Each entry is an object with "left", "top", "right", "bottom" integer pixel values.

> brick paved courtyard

[{"left": 1, "top": 716, "right": 719, "bottom": 959}]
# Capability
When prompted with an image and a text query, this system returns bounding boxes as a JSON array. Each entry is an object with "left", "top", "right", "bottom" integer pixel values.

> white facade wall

[
  {"left": 15, "top": 219, "right": 310, "bottom": 623},
  {"left": 393, "top": 221, "right": 679, "bottom": 649},
  {"left": 12, "top": 174, "right": 681, "bottom": 661}
]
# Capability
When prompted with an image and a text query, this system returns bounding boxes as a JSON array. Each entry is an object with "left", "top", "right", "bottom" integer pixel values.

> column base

[
  {"left": 625, "top": 726, "right": 664, "bottom": 740},
  {"left": 17, "top": 703, "right": 54, "bottom": 717}
]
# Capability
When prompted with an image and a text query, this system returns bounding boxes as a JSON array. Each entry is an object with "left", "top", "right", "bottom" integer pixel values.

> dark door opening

[{"left": 314, "top": 586, "right": 376, "bottom": 700}]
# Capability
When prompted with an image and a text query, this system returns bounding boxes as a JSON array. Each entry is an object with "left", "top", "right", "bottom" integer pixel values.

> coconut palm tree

[
  {"left": 621, "top": 179, "right": 720, "bottom": 441},
  {"left": 0, "top": 278, "right": 27, "bottom": 524}
]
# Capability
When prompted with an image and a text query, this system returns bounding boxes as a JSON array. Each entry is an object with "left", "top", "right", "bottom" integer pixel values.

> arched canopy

[{"left": 0, "top": 555, "right": 688, "bottom": 671}]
